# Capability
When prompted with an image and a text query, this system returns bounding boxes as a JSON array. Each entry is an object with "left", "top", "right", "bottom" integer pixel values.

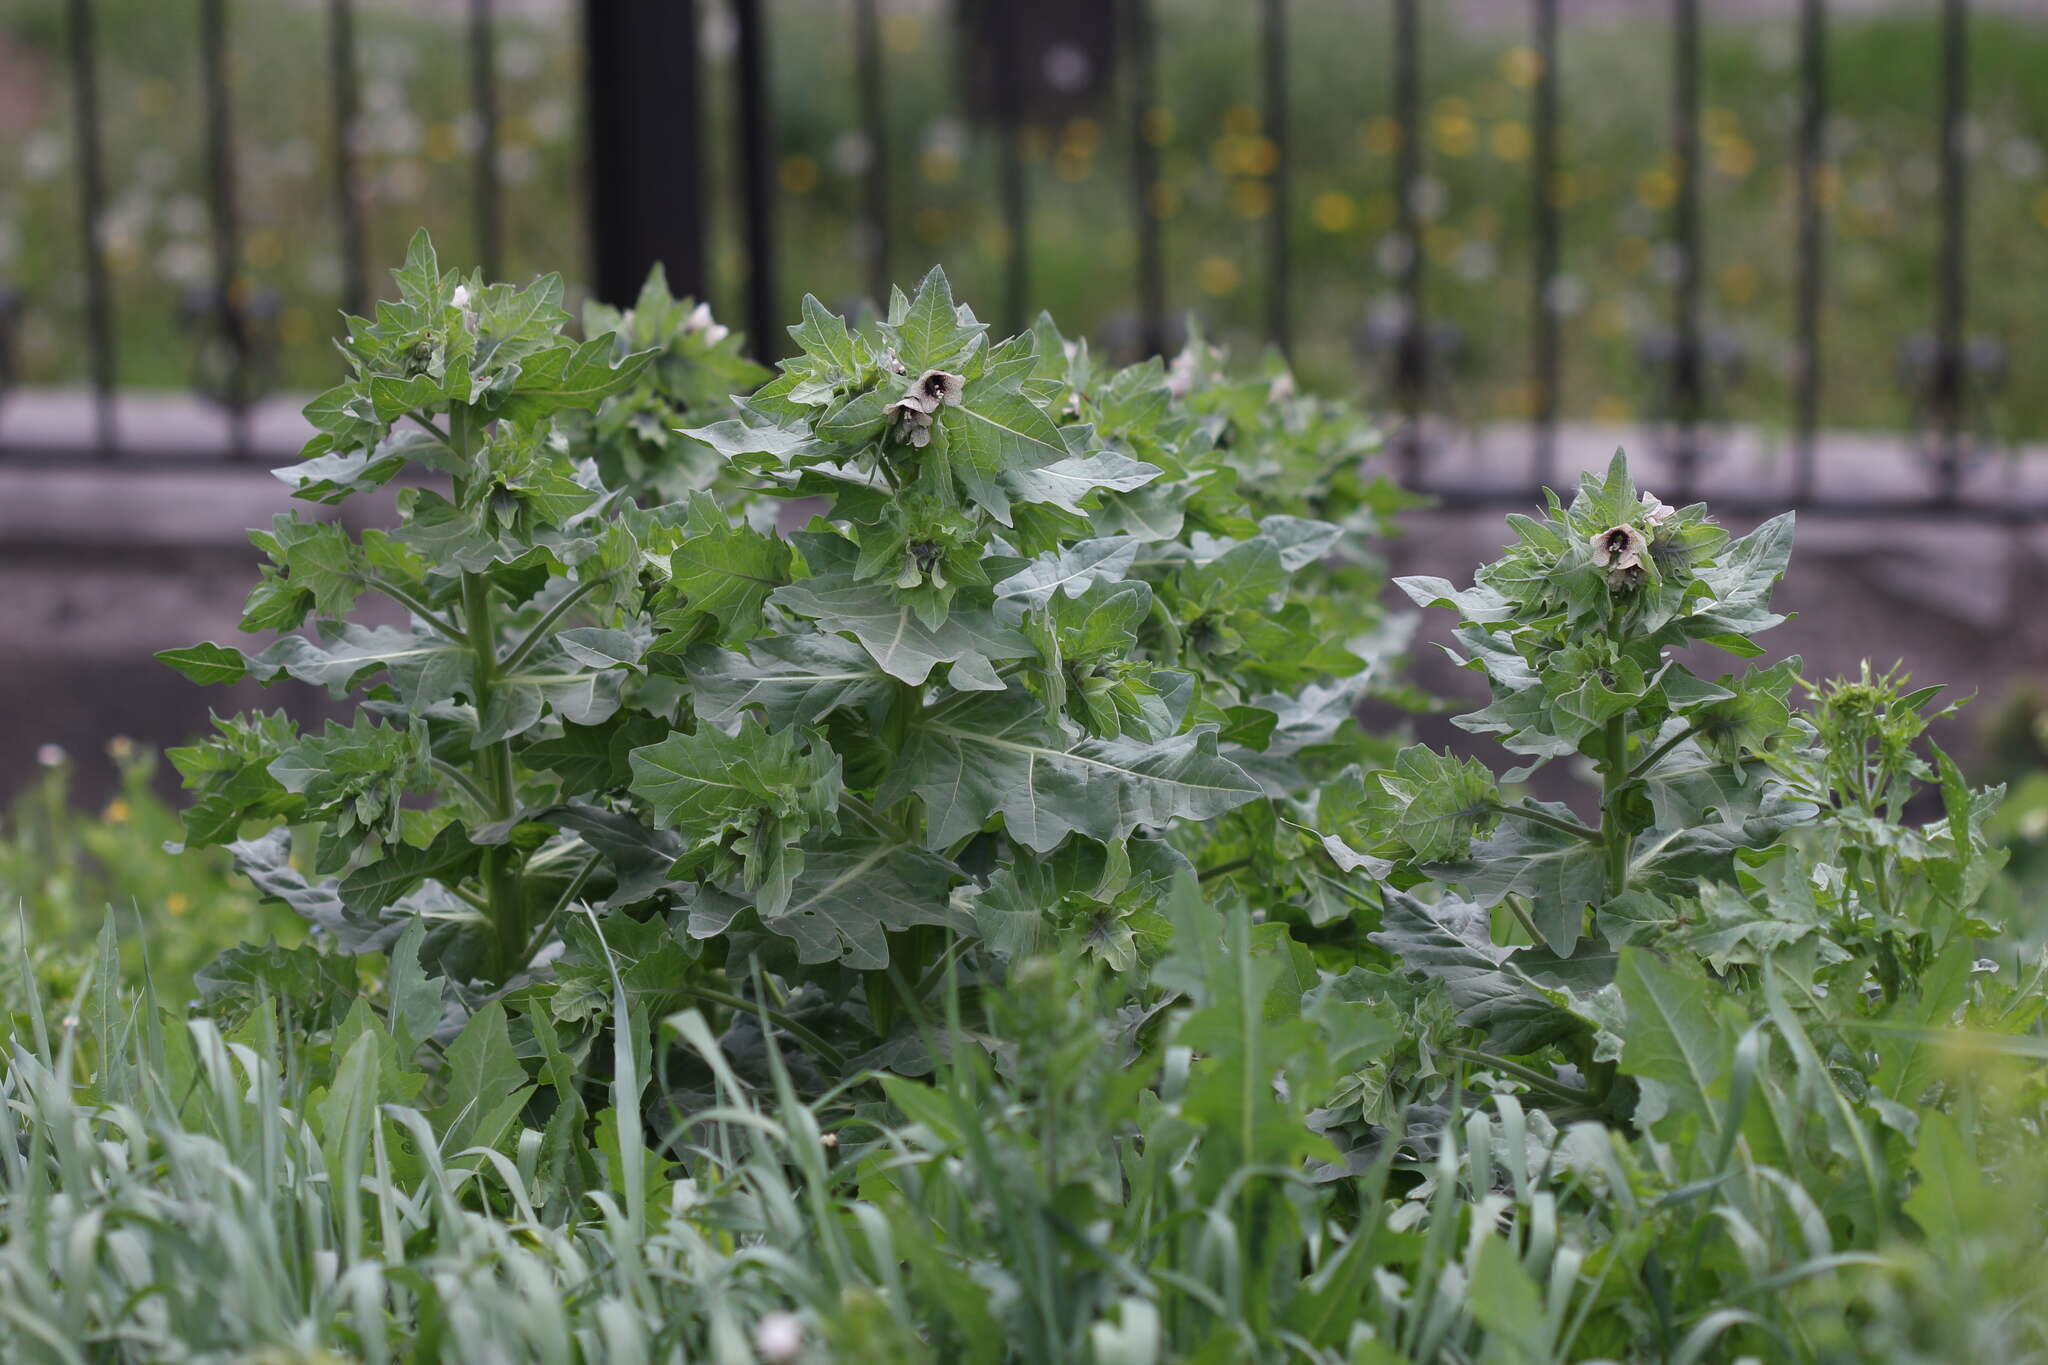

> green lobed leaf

[{"left": 879, "top": 687, "right": 1262, "bottom": 853}]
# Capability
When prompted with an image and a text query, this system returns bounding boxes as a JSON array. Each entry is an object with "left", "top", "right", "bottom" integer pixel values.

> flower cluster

[
  {"left": 1587, "top": 490, "right": 1679, "bottom": 591},
  {"left": 883, "top": 367, "right": 965, "bottom": 448}
]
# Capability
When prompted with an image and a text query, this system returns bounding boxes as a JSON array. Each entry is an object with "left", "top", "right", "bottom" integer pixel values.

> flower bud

[{"left": 754, "top": 1311, "right": 804, "bottom": 1363}]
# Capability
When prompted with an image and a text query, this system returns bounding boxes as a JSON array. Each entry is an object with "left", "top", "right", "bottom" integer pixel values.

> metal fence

[{"left": 3, "top": 0, "right": 2035, "bottom": 519}]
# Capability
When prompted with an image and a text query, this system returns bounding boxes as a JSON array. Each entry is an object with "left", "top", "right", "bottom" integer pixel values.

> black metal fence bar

[
  {"left": 1933, "top": 0, "right": 1970, "bottom": 498},
  {"left": 64, "top": 0, "right": 117, "bottom": 453},
  {"left": 1391, "top": 0, "right": 1425, "bottom": 480},
  {"left": 198, "top": 0, "right": 250, "bottom": 456},
  {"left": 5, "top": 0, "right": 2041, "bottom": 525},
  {"left": 1530, "top": 0, "right": 1560, "bottom": 487},
  {"left": 994, "top": 5, "right": 1030, "bottom": 337},
  {"left": 584, "top": 0, "right": 706, "bottom": 306},
  {"left": 470, "top": 0, "right": 502, "bottom": 278},
  {"left": 854, "top": 0, "right": 889, "bottom": 306},
  {"left": 1261, "top": 0, "right": 1291, "bottom": 357},
  {"left": 327, "top": 0, "right": 368, "bottom": 320},
  {"left": 1126, "top": 0, "right": 1166, "bottom": 358},
  {"left": 1667, "top": 0, "right": 1704, "bottom": 500},
  {"left": 733, "top": 0, "right": 779, "bottom": 358},
  {"left": 1793, "top": 0, "right": 1827, "bottom": 500}
]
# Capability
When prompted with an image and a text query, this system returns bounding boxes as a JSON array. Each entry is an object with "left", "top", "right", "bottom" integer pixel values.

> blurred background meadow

[
  {"left": 4, "top": 0, "right": 2048, "bottom": 803},
  {"left": 4, "top": 0, "right": 2047, "bottom": 436}
]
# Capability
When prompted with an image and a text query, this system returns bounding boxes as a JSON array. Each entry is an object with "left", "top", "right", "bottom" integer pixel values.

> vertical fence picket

[
  {"left": 734, "top": 0, "right": 779, "bottom": 358},
  {"left": 1793, "top": 0, "right": 1827, "bottom": 500},
  {"left": 0, "top": 0, "right": 2033, "bottom": 519},
  {"left": 1530, "top": 0, "right": 1560, "bottom": 486},
  {"left": 1261, "top": 0, "right": 1291, "bottom": 358},
  {"left": 854, "top": 0, "right": 889, "bottom": 305},
  {"left": 469, "top": 0, "right": 503, "bottom": 279},
  {"left": 327, "top": 0, "right": 368, "bottom": 321},
  {"left": 65, "top": 0, "right": 117, "bottom": 454},
  {"left": 199, "top": 0, "right": 250, "bottom": 456},
  {"left": 994, "top": 5, "right": 1030, "bottom": 337},
  {"left": 1669, "top": 0, "right": 1704, "bottom": 499},
  {"left": 1933, "top": 0, "right": 1971, "bottom": 499},
  {"left": 1392, "top": 0, "right": 1424, "bottom": 479},
  {"left": 1127, "top": 0, "right": 1166, "bottom": 358},
  {"left": 585, "top": 0, "right": 705, "bottom": 307}
]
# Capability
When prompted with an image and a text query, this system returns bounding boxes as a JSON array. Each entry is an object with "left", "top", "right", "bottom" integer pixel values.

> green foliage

[
  {"left": 7, "top": 862, "right": 2048, "bottom": 1364},
  {"left": 25, "top": 252, "right": 2048, "bottom": 1365},
  {"left": 157, "top": 236, "right": 1396, "bottom": 1082},
  {"left": 0, "top": 742, "right": 301, "bottom": 1015}
]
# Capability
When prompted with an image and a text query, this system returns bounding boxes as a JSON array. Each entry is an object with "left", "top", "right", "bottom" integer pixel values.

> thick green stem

[
  {"left": 466, "top": 571, "right": 525, "bottom": 980},
  {"left": 882, "top": 681, "right": 924, "bottom": 839},
  {"left": 449, "top": 402, "right": 526, "bottom": 981},
  {"left": 1601, "top": 714, "right": 1633, "bottom": 900}
]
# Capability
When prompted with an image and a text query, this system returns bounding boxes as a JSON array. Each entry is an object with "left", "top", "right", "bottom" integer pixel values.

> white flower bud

[{"left": 754, "top": 1311, "right": 804, "bottom": 1362}]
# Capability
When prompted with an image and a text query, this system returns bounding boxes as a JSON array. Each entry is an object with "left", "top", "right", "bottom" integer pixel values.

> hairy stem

[
  {"left": 517, "top": 854, "right": 600, "bottom": 967},
  {"left": 364, "top": 576, "right": 467, "bottom": 644},
  {"left": 1601, "top": 713, "right": 1633, "bottom": 900},
  {"left": 409, "top": 412, "right": 453, "bottom": 447},
  {"left": 1502, "top": 893, "right": 1543, "bottom": 945},
  {"left": 1493, "top": 803, "right": 1602, "bottom": 843},
  {"left": 1615, "top": 721, "right": 1704, "bottom": 793},
  {"left": 684, "top": 982, "right": 849, "bottom": 1071},
  {"left": 1198, "top": 856, "right": 1254, "bottom": 883},
  {"left": 430, "top": 757, "right": 495, "bottom": 813},
  {"left": 501, "top": 573, "right": 615, "bottom": 675},
  {"left": 1444, "top": 1046, "right": 1593, "bottom": 1103},
  {"left": 450, "top": 403, "right": 526, "bottom": 981}
]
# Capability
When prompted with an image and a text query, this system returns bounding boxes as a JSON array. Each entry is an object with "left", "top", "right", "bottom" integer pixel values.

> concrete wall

[{"left": 5, "top": 404, "right": 2047, "bottom": 805}]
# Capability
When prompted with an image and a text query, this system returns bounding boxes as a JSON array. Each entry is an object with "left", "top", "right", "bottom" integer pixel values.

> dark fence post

[
  {"left": 994, "top": 4, "right": 1031, "bottom": 337},
  {"left": 1793, "top": 0, "right": 1827, "bottom": 500},
  {"left": 469, "top": 0, "right": 502, "bottom": 278},
  {"left": 1669, "top": 0, "right": 1704, "bottom": 499},
  {"left": 584, "top": 0, "right": 706, "bottom": 307},
  {"left": 854, "top": 0, "right": 890, "bottom": 304},
  {"left": 733, "top": 0, "right": 779, "bottom": 357},
  {"left": 65, "top": 0, "right": 117, "bottom": 453},
  {"left": 1392, "top": 0, "right": 1425, "bottom": 481},
  {"left": 1126, "top": 0, "right": 1166, "bottom": 357},
  {"left": 1530, "top": 0, "right": 1559, "bottom": 486},
  {"left": 327, "top": 0, "right": 367, "bottom": 320},
  {"left": 1261, "top": 0, "right": 1291, "bottom": 358},
  {"left": 1932, "top": 0, "right": 1970, "bottom": 498},
  {"left": 198, "top": 0, "right": 250, "bottom": 455}
]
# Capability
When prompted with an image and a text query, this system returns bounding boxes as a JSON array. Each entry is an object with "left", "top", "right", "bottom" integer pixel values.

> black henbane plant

[
  {"left": 1363, "top": 454, "right": 1812, "bottom": 945},
  {"left": 1322, "top": 454, "right": 1820, "bottom": 1088},
  {"left": 162, "top": 236, "right": 1386, "bottom": 1057},
  {"left": 1311, "top": 457, "right": 2015, "bottom": 1248}
]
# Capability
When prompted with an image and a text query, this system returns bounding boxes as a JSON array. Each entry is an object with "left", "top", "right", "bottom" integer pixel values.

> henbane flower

[
  {"left": 905, "top": 368, "right": 965, "bottom": 412},
  {"left": 884, "top": 368, "right": 964, "bottom": 448},
  {"left": 1590, "top": 523, "right": 1649, "bottom": 589}
]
